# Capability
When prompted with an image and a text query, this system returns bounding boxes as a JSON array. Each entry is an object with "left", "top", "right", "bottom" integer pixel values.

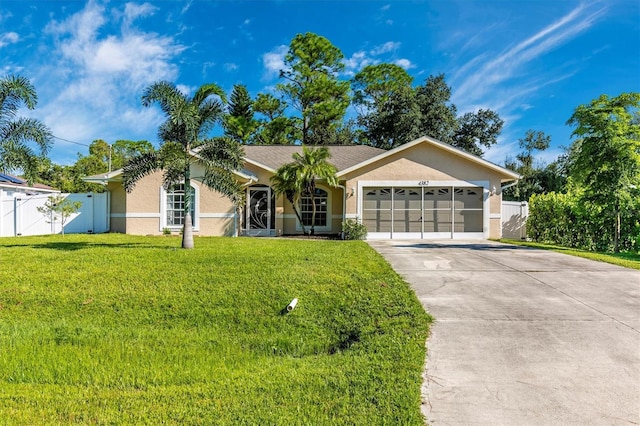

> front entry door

[{"left": 247, "top": 187, "right": 272, "bottom": 236}]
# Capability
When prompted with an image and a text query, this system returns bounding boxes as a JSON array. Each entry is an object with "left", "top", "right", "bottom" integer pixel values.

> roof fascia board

[
  {"left": 242, "top": 157, "right": 277, "bottom": 173},
  {"left": 82, "top": 165, "right": 255, "bottom": 183}
]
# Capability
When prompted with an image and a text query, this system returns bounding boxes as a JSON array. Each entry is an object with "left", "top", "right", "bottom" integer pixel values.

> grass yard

[
  {"left": 0, "top": 234, "right": 431, "bottom": 425},
  {"left": 500, "top": 239, "right": 640, "bottom": 270}
]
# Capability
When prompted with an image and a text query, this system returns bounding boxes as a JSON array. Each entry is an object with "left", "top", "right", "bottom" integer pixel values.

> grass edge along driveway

[
  {"left": 499, "top": 238, "right": 640, "bottom": 270},
  {"left": 0, "top": 234, "right": 432, "bottom": 425}
]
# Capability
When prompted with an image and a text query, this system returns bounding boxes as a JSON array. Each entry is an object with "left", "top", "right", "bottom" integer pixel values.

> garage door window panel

[{"left": 454, "top": 189, "right": 483, "bottom": 232}]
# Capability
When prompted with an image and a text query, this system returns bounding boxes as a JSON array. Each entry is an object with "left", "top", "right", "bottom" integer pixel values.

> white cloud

[
  {"left": 35, "top": 0, "right": 183, "bottom": 161},
  {"left": 394, "top": 58, "right": 415, "bottom": 70},
  {"left": 452, "top": 4, "right": 607, "bottom": 108},
  {"left": 224, "top": 63, "right": 238, "bottom": 72},
  {"left": 343, "top": 41, "right": 406, "bottom": 75},
  {"left": 370, "top": 41, "right": 400, "bottom": 55},
  {"left": 262, "top": 45, "right": 287, "bottom": 80},
  {"left": 122, "top": 2, "right": 157, "bottom": 28},
  {"left": 175, "top": 84, "right": 193, "bottom": 95},
  {"left": 446, "top": 3, "right": 607, "bottom": 163},
  {"left": 0, "top": 31, "right": 19, "bottom": 48},
  {"left": 180, "top": 0, "right": 194, "bottom": 15},
  {"left": 343, "top": 51, "right": 377, "bottom": 75}
]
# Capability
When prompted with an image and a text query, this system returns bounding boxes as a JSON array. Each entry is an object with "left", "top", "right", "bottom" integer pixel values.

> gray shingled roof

[{"left": 242, "top": 145, "right": 385, "bottom": 172}]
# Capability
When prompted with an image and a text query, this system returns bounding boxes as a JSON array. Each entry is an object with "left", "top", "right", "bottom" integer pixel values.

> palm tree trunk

[
  {"left": 310, "top": 192, "right": 316, "bottom": 236},
  {"left": 292, "top": 203, "right": 307, "bottom": 235},
  {"left": 182, "top": 166, "right": 194, "bottom": 249}
]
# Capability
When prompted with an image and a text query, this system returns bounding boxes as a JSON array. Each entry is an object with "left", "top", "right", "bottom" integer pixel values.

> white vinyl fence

[
  {"left": 501, "top": 201, "right": 529, "bottom": 240},
  {"left": 0, "top": 192, "right": 109, "bottom": 237}
]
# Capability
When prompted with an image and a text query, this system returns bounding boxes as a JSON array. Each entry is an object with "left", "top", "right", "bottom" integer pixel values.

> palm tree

[
  {"left": 272, "top": 146, "right": 338, "bottom": 236},
  {"left": 123, "top": 81, "right": 244, "bottom": 249},
  {"left": 271, "top": 162, "right": 307, "bottom": 235},
  {"left": 0, "top": 75, "right": 53, "bottom": 183}
]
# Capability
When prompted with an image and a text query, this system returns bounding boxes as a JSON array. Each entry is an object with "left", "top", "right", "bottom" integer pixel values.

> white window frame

[
  {"left": 296, "top": 185, "right": 331, "bottom": 232},
  {"left": 160, "top": 182, "right": 199, "bottom": 231}
]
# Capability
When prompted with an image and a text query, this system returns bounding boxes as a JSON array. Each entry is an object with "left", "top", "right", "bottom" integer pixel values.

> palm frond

[
  {"left": 122, "top": 152, "right": 160, "bottom": 192},
  {"left": 0, "top": 75, "right": 38, "bottom": 120},
  {"left": 0, "top": 117, "right": 53, "bottom": 154},
  {"left": 196, "top": 137, "right": 244, "bottom": 172},
  {"left": 0, "top": 139, "right": 37, "bottom": 181},
  {"left": 197, "top": 99, "right": 225, "bottom": 137},
  {"left": 161, "top": 162, "right": 187, "bottom": 190},
  {"left": 192, "top": 83, "right": 227, "bottom": 106},
  {"left": 141, "top": 81, "right": 185, "bottom": 112}
]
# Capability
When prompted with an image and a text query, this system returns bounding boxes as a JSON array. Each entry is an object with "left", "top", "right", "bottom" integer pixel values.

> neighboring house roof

[
  {"left": 242, "top": 145, "right": 385, "bottom": 172},
  {"left": 0, "top": 172, "right": 59, "bottom": 194},
  {"left": 336, "top": 136, "right": 520, "bottom": 181}
]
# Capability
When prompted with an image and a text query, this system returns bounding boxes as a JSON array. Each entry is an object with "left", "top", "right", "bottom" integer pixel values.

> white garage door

[{"left": 362, "top": 186, "right": 485, "bottom": 239}]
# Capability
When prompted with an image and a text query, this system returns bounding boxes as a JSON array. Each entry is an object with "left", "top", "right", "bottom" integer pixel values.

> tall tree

[
  {"left": 123, "top": 81, "right": 244, "bottom": 249},
  {"left": 223, "top": 84, "right": 259, "bottom": 144},
  {"left": 253, "top": 93, "right": 296, "bottom": 145},
  {"left": 278, "top": 33, "right": 350, "bottom": 145},
  {"left": 352, "top": 63, "right": 413, "bottom": 108},
  {"left": 0, "top": 75, "right": 53, "bottom": 182},
  {"left": 566, "top": 92, "right": 640, "bottom": 252},
  {"left": 503, "top": 130, "right": 557, "bottom": 201},
  {"left": 352, "top": 64, "right": 420, "bottom": 149},
  {"left": 415, "top": 74, "right": 458, "bottom": 144},
  {"left": 272, "top": 146, "right": 338, "bottom": 235},
  {"left": 111, "top": 140, "right": 154, "bottom": 170},
  {"left": 356, "top": 86, "right": 421, "bottom": 149},
  {"left": 453, "top": 109, "right": 504, "bottom": 156}
]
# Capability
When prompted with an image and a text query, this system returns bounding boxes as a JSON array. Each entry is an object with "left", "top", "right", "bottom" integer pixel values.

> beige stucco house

[{"left": 83, "top": 136, "right": 520, "bottom": 240}]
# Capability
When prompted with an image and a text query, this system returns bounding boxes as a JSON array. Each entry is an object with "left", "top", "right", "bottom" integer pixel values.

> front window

[
  {"left": 301, "top": 188, "right": 328, "bottom": 227},
  {"left": 166, "top": 184, "right": 195, "bottom": 227}
]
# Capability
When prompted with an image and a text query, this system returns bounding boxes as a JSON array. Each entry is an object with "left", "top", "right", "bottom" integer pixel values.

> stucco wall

[
  {"left": 277, "top": 183, "right": 344, "bottom": 235},
  {"left": 108, "top": 169, "right": 239, "bottom": 236}
]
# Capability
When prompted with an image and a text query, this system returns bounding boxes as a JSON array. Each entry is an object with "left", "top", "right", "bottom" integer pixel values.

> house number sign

[{"left": 418, "top": 180, "right": 430, "bottom": 186}]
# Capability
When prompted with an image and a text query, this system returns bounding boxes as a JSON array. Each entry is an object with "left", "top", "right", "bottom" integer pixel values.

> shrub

[
  {"left": 528, "top": 191, "right": 640, "bottom": 253},
  {"left": 341, "top": 218, "right": 368, "bottom": 240}
]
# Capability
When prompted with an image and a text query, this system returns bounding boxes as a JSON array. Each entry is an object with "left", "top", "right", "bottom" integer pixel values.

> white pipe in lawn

[{"left": 286, "top": 298, "right": 298, "bottom": 312}]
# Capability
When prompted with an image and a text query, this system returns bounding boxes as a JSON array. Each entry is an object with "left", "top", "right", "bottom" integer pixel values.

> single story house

[
  {"left": 0, "top": 173, "right": 59, "bottom": 196},
  {"left": 83, "top": 136, "right": 520, "bottom": 240}
]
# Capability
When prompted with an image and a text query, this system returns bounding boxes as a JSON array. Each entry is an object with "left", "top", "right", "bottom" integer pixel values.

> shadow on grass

[{"left": 0, "top": 241, "right": 178, "bottom": 251}]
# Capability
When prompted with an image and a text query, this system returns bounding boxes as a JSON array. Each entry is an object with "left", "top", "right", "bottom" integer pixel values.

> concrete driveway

[{"left": 368, "top": 240, "right": 640, "bottom": 425}]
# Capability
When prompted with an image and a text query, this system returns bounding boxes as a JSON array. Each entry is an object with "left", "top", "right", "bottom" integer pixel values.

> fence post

[
  {"left": 0, "top": 189, "right": 3, "bottom": 237},
  {"left": 14, "top": 196, "right": 19, "bottom": 236},
  {"left": 520, "top": 201, "right": 528, "bottom": 240}
]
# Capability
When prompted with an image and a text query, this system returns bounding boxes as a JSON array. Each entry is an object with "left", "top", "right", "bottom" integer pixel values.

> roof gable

[{"left": 337, "top": 136, "right": 520, "bottom": 180}]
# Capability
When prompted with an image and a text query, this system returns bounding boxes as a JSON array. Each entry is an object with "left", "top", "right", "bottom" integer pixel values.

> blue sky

[{"left": 1, "top": 0, "right": 638, "bottom": 167}]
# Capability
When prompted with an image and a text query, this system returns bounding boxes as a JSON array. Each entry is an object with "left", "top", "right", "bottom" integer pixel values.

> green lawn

[
  {"left": 0, "top": 234, "right": 431, "bottom": 425},
  {"left": 500, "top": 239, "right": 640, "bottom": 270}
]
